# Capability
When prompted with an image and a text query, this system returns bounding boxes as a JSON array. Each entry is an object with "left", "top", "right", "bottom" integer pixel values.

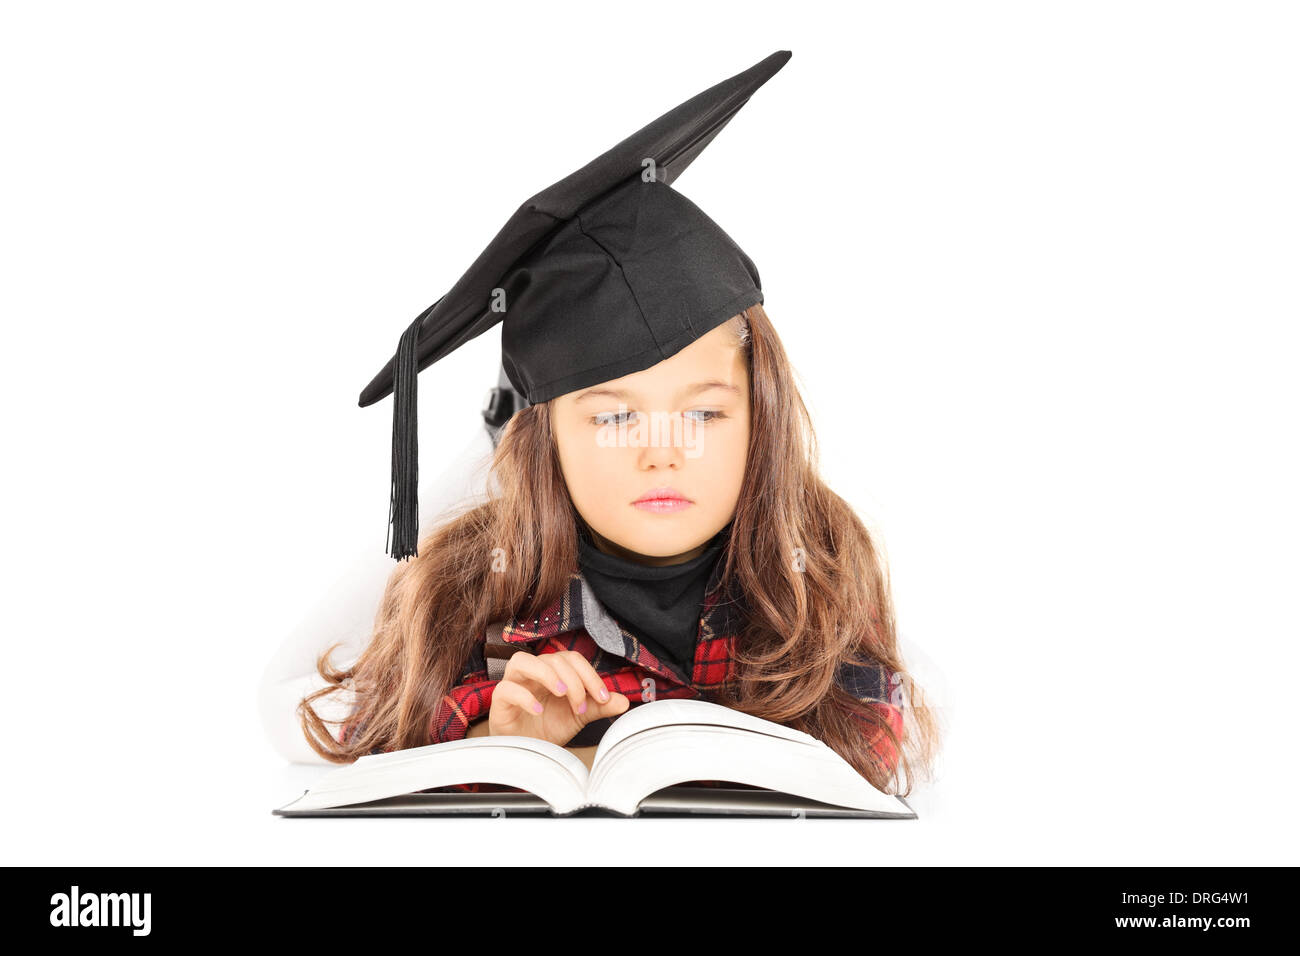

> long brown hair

[{"left": 300, "top": 303, "right": 942, "bottom": 794}]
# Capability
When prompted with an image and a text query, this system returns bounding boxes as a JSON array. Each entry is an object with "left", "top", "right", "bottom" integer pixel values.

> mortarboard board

[{"left": 360, "top": 49, "right": 792, "bottom": 560}]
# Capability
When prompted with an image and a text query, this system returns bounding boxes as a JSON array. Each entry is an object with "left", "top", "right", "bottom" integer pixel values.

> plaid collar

[{"left": 497, "top": 552, "right": 741, "bottom": 687}]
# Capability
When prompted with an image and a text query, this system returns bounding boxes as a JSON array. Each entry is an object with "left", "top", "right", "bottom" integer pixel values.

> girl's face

[{"left": 549, "top": 320, "right": 750, "bottom": 566}]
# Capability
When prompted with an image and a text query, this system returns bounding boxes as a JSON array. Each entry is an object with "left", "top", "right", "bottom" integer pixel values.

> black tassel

[{"left": 386, "top": 314, "right": 423, "bottom": 561}]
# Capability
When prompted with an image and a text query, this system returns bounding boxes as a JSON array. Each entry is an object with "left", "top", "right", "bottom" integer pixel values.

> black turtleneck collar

[{"left": 575, "top": 521, "right": 732, "bottom": 678}]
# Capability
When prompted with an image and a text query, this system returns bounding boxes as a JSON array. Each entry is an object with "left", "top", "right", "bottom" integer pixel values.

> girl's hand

[{"left": 488, "top": 650, "right": 629, "bottom": 746}]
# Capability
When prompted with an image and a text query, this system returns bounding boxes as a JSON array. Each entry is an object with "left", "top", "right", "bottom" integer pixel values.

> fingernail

[
  {"left": 577, "top": 701, "right": 587, "bottom": 714},
  {"left": 532, "top": 702, "right": 543, "bottom": 714},
  {"left": 599, "top": 688, "right": 609, "bottom": 702},
  {"left": 555, "top": 680, "right": 567, "bottom": 694}
]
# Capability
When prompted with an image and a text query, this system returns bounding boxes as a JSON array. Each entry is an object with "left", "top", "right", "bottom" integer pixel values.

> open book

[{"left": 273, "top": 698, "right": 915, "bottom": 818}]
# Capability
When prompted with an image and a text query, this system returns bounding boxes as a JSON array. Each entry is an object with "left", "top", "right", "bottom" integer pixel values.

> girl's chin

[{"left": 605, "top": 522, "right": 716, "bottom": 561}]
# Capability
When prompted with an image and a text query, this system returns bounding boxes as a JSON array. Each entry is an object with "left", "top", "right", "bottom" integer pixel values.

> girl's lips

[
  {"left": 633, "top": 498, "right": 693, "bottom": 513},
  {"left": 632, "top": 488, "right": 693, "bottom": 513}
]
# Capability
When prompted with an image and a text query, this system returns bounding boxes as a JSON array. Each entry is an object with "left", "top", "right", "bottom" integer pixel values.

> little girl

[
  {"left": 301, "top": 303, "right": 940, "bottom": 795},
  {"left": 296, "top": 50, "right": 941, "bottom": 796}
]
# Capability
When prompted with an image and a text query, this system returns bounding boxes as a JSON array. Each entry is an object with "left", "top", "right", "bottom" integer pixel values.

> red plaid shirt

[{"left": 341, "top": 558, "right": 904, "bottom": 789}]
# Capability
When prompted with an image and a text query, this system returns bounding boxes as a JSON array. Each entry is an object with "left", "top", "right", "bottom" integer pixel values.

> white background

[{"left": 2, "top": 0, "right": 1296, "bottom": 864}]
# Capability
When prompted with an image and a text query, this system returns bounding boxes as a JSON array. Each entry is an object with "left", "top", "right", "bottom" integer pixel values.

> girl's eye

[
  {"left": 591, "top": 409, "right": 728, "bottom": 426},
  {"left": 591, "top": 411, "right": 637, "bottom": 427},
  {"left": 685, "top": 409, "right": 727, "bottom": 424}
]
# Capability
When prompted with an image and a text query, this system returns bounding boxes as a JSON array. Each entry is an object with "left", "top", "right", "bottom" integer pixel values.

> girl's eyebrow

[{"left": 574, "top": 380, "right": 740, "bottom": 404}]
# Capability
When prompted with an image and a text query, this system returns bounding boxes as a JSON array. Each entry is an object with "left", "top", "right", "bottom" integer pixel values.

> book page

[
  {"left": 282, "top": 735, "right": 590, "bottom": 813},
  {"left": 588, "top": 724, "right": 906, "bottom": 817},
  {"left": 345, "top": 733, "right": 590, "bottom": 784},
  {"left": 636, "top": 786, "right": 915, "bottom": 819},
  {"left": 592, "top": 698, "right": 823, "bottom": 770}
]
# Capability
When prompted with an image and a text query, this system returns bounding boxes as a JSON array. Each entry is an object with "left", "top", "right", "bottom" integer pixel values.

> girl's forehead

[{"left": 563, "top": 322, "right": 748, "bottom": 404}]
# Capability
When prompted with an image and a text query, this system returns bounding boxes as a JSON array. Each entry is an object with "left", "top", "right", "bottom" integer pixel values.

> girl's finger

[
  {"left": 561, "top": 650, "right": 611, "bottom": 706},
  {"left": 538, "top": 652, "right": 588, "bottom": 716},
  {"left": 492, "top": 679, "right": 545, "bottom": 721},
  {"left": 591, "top": 690, "right": 630, "bottom": 719},
  {"left": 501, "top": 651, "right": 568, "bottom": 698}
]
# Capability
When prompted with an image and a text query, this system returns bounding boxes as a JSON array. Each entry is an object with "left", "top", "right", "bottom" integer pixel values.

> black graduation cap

[{"left": 360, "top": 50, "right": 792, "bottom": 560}]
